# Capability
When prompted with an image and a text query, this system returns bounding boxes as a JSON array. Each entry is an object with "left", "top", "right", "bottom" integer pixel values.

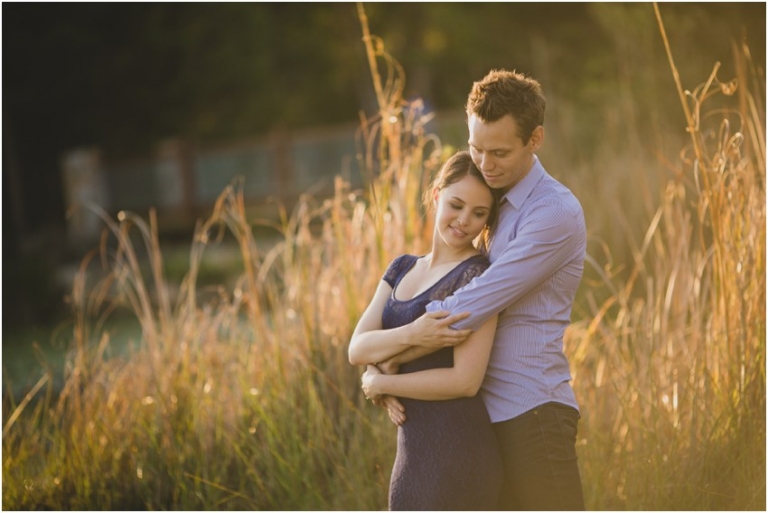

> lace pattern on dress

[{"left": 382, "top": 254, "right": 489, "bottom": 302}]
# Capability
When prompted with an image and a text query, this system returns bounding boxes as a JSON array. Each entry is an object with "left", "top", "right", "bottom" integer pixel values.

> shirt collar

[{"left": 501, "top": 155, "right": 545, "bottom": 210}]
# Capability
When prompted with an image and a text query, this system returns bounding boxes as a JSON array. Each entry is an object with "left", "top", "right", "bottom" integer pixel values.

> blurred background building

[{"left": 3, "top": 2, "right": 764, "bottom": 330}]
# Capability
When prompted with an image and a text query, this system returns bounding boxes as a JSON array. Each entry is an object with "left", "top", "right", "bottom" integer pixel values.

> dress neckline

[{"left": 391, "top": 253, "right": 483, "bottom": 303}]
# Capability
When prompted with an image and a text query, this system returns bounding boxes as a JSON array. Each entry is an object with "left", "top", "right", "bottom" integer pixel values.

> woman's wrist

[
  {"left": 401, "top": 322, "right": 415, "bottom": 347},
  {"left": 371, "top": 373, "right": 385, "bottom": 396},
  {"left": 378, "top": 358, "right": 400, "bottom": 374}
]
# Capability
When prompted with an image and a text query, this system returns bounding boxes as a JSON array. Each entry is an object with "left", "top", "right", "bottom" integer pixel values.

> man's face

[{"left": 468, "top": 113, "right": 543, "bottom": 195}]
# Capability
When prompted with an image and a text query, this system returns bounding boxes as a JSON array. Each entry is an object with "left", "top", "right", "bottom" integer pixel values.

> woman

[{"left": 348, "top": 151, "right": 503, "bottom": 510}]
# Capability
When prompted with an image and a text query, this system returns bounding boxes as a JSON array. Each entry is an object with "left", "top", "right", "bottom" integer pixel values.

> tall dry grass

[
  {"left": 2, "top": 6, "right": 440, "bottom": 510},
  {"left": 564, "top": 7, "right": 765, "bottom": 509},
  {"left": 3, "top": 5, "right": 765, "bottom": 510}
]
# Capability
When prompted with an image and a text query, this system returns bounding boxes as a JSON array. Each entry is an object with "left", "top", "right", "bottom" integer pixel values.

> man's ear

[{"left": 529, "top": 126, "right": 544, "bottom": 151}]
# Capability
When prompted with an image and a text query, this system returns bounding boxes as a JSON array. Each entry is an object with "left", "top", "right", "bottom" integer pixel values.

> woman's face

[{"left": 434, "top": 175, "right": 493, "bottom": 250}]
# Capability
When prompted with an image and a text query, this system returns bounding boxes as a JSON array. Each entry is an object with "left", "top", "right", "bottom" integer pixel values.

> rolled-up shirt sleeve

[{"left": 426, "top": 198, "right": 584, "bottom": 331}]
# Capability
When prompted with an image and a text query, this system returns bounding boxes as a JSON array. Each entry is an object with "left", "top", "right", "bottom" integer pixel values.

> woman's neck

[{"left": 426, "top": 243, "right": 478, "bottom": 269}]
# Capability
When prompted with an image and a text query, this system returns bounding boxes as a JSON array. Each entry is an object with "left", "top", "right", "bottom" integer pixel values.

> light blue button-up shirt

[{"left": 426, "top": 156, "right": 586, "bottom": 423}]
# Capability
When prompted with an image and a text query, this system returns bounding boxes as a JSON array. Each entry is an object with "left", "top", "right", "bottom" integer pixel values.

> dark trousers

[{"left": 492, "top": 402, "right": 585, "bottom": 511}]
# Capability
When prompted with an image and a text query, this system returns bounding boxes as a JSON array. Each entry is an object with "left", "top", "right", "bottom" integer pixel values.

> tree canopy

[{"left": 2, "top": 2, "right": 764, "bottom": 234}]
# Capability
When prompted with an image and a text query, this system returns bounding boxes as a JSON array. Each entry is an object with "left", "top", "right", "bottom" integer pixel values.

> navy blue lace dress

[{"left": 381, "top": 254, "right": 503, "bottom": 511}]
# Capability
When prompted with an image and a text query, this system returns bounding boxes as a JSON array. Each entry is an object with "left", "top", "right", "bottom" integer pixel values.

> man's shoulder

[{"left": 529, "top": 173, "right": 583, "bottom": 216}]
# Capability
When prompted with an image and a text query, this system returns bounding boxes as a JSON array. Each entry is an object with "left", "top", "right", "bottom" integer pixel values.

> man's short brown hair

[{"left": 466, "top": 69, "right": 546, "bottom": 144}]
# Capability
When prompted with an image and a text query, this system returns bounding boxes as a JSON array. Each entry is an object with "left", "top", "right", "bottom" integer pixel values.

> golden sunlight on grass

[{"left": 2, "top": 5, "right": 764, "bottom": 510}]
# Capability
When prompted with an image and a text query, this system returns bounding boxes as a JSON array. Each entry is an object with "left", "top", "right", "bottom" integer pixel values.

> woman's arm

[
  {"left": 348, "top": 281, "right": 473, "bottom": 366},
  {"left": 348, "top": 281, "right": 408, "bottom": 365},
  {"left": 362, "top": 314, "right": 498, "bottom": 401}
]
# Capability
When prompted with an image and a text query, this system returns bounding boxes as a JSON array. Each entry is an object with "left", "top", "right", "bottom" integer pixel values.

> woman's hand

[
  {"left": 368, "top": 361, "right": 406, "bottom": 425},
  {"left": 381, "top": 395, "right": 406, "bottom": 426},
  {"left": 407, "top": 310, "right": 473, "bottom": 348},
  {"left": 362, "top": 364, "right": 383, "bottom": 403},
  {"left": 377, "top": 358, "right": 400, "bottom": 375},
  {"left": 363, "top": 364, "right": 407, "bottom": 425}
]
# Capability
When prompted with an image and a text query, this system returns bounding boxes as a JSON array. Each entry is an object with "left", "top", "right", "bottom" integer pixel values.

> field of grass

[{"left": 3, "top": 7, "right": 765, "bottom": 510}]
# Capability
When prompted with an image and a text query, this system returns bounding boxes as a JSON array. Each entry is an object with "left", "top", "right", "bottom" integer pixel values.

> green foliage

[
  {"left": 4, "top": 3, "right": 763, "bottom": 158},
  {"left": 3, "top": 10, "right": 432, "bottom": 509},
  {"left": 2, "top": 249, "right": 65, "bottom": 329}
]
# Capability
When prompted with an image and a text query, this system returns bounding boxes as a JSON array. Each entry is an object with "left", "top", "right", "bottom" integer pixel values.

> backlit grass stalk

[
  {"left": 5, "top": 6, "right": 763, "bottom": 510},
  {"left": 566, "top": 10, "right": 765, "bottom": 509},
  {"left": 2, "top": 6, "right": 441, "bottom": 510}
]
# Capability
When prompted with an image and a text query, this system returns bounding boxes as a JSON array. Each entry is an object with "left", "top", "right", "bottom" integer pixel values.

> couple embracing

[{"left": 348, "top": 69, "right": 587, "bottom": 511}]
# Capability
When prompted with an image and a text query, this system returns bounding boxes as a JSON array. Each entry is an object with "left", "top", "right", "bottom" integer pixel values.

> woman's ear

[{"left": 432, "top": 187, "right": 440, "bottom": 205}]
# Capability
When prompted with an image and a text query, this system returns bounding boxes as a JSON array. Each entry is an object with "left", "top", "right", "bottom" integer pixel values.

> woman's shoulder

[
  {"left": 382, "top": 254, "right": 419, "bottom": 287},
  {"left": 387, "top": 254, "right": 420, "bottom": 273},
  {"left": 463, "top": 253, "right": 490, "bottom": 273},
  {"left": 453, "top": 254, "right": 490, "bottom": 285},
  {"left": 428, "top": 254, "right": 488, "bottom": 302}
]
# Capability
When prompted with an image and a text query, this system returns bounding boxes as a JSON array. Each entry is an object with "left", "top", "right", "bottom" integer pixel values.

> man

[{"left": 411, "top": 69, "right": 587, "bottom": 510}]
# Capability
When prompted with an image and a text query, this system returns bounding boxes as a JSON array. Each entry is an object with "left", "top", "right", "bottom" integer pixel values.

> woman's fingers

[
  {"left": 426, "top": 310, "right": 471, "bottom": 325},
  {"left": 413, "top": 311, "right": 473, "bottom": 347},
  {"left": 383, "top": 396, "right": 406, "bottom": 425},
  {"left": 388, "top": 408, "right": 405, "bottom": 425},
  {"left": 385, "top": 396, "right": 405, "bottom": 412}
]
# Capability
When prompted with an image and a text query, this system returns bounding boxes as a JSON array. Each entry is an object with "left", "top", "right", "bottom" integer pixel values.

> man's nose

[{"left": 478, "top": 154, "right": 493, "bottom": 171}]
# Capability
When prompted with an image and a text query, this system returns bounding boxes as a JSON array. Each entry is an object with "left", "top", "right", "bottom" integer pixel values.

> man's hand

[{"left": 406, "top": 310, "right": 472, "bottom": 348}]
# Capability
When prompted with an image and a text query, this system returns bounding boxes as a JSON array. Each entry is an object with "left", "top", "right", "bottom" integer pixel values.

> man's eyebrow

[{"left": 469, "top": 142, "right": 510, "bottom": 152}]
